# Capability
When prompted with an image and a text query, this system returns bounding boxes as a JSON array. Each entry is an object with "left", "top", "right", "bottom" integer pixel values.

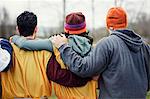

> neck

[
  {"left": 25, "top": 35, "right": 35, "bottom": 40},
  {"left": 23, "top": 32, "right": 36, "bottom": 40}
]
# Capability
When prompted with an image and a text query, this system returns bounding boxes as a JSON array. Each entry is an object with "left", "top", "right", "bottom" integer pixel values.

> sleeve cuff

[
  {"left": 11, "top": 35, "right": 20, "bottom": 43},
  {"left": 58, "top": 44, "right": 68, "bottom": 52}
]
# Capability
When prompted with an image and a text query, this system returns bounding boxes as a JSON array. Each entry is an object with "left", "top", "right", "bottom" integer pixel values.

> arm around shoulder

[
  {"left": 58, "top": 37, "right": 112, "bottom": 78},
  {"left": 46, "top": 53, "right": 91, "bottom": 87},
  {"left": 11, "top": 35, "right": 53, "bottom": 52}
]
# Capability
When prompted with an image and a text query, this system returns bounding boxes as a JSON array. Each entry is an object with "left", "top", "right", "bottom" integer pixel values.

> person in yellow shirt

[
  {"left": 1, "top": 11, "right": 52, "bottom": 99},
  {"left": 10, "top": 12, "right": 97, "bottom": 99}
]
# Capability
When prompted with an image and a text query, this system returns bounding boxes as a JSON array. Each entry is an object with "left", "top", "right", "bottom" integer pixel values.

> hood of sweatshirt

[
  {"left": 68, "top": 35, "right": 92, "bottom": 56},
  {"left": 111, "top": 29, "right": 143, "bottom": 52}
]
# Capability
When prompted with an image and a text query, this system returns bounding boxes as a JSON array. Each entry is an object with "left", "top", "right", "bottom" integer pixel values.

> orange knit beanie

[{"left": 106, "top": 7, "right": 127, "bottom": 30}]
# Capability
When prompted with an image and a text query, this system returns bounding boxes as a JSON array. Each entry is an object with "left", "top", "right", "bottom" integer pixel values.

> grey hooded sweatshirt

[{"left": 59, "top": 29, "right": 149, "bottom": 99}]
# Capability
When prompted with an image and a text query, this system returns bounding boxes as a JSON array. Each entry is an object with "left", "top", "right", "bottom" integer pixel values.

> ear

[
  {"left": 16, "top": 26, "right": 20, "bottom": 35},
  {"left": 33, "top": 26, "right": 38, "bottom": 39},
  {"left": 34, "top": 26, "right": 38, "bottom": 33}
]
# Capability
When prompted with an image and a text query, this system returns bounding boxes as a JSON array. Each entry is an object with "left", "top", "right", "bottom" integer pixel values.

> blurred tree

[
  {"left": 0, "top": 7, "right": 15, "bottom": 39},
  {"left": 129, "top": 12, "right": 150, "bottom": 43},
  {"left": 93, "top": 27, "right": 109, "bottom": 43},
  {"left": 37, "top": 20, "right": 64, "bottom": 38}
]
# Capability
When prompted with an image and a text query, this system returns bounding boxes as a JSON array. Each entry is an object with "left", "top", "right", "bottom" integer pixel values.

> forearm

[
  {"left": 46, "top": 54, "right": 91, "bottom": 87},
  {"left": 23, "top": 39, "right": 53, "bottom": 52},
  {"left": 58, "top": 44, "right": 96, "bottom": 77},
  {"left": 58, "top": 41, "right": 109, "bottom": 78},
  {"left": 12, "top": 35, "right": 53, "bottom": 52}
]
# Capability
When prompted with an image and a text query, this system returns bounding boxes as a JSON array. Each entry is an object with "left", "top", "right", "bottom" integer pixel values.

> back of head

[
  {"left": 64, "top": 12, "right": 86, "bottom": 35},
  {"left": 17, "top": 11, "right": 37, "bottom": 37},
  {"left": 106, "top": 7, "right": 127, "bottom": 30}
]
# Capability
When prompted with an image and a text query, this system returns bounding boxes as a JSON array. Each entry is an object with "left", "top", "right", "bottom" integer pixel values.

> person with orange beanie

[{"left": 50, "top": 7, "right": 150, "bottom": 99}]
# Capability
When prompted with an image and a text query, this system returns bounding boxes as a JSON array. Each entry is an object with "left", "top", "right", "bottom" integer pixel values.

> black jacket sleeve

[{"left": 46, "top": 53, "right": 91, "bottom": 87}]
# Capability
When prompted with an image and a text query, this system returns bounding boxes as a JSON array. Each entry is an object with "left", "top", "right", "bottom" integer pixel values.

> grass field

[
  {"left": 147, "top": 91, "right": 150, "bottom": 99},
  {"left": 48, "top": 90, "right": 150, "bottom": 99}
]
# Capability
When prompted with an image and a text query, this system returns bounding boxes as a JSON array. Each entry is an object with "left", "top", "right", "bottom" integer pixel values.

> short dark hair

[{"left": 17, "top": 11, "right": 37, "bottom": 37}]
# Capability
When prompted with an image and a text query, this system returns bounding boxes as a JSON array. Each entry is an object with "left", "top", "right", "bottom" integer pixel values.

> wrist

[{"left": 56, "top": 42, "right": 67, "bottom": 48}]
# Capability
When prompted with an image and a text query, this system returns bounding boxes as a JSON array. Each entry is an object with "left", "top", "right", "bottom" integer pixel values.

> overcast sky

[{"left": 0, "top": 0, "right": 149, "bottom": 29}]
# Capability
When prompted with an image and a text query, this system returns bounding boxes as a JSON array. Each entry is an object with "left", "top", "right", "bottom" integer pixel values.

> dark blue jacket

[{"left": 59, "top": 29, "right": 150, "bottom": 99}]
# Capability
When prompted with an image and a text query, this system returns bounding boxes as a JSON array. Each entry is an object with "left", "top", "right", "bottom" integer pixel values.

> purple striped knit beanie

[{"left": 64, "top": 12, "right": 86, "bottom": 34}]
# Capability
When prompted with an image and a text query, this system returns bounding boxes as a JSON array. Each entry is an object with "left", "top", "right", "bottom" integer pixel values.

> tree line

[{"left": 0, "top": 7, "right": 150, "bottom": 43}]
